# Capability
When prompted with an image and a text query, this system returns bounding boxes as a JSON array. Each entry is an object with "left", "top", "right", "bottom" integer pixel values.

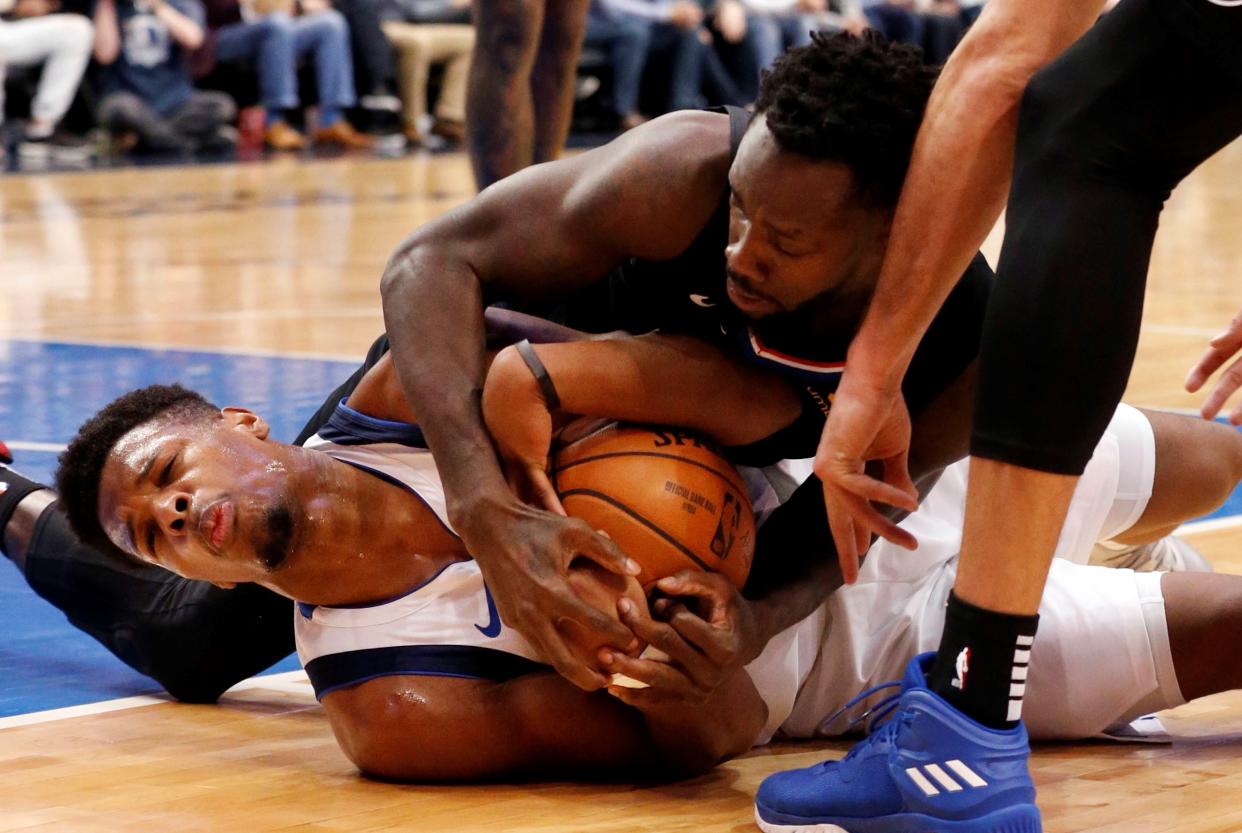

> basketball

[{"left": 552, "top": 422, "right": 755, "bottom": 589}]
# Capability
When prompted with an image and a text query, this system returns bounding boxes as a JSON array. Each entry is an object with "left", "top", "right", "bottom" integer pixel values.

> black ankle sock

[
  {"left": 0, "top": 467, "right": 50, "bottom": 555},
  {"left": 927, "top": 591, "right": 1040, "bottom": 730}
]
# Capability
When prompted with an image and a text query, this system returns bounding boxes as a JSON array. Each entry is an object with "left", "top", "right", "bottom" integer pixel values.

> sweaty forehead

[
  {"left": 731, "top": 120, "right": 859, "bottom": 217},
  {"left": 109, "top": 416, "right": 184, "bottom": 475}
]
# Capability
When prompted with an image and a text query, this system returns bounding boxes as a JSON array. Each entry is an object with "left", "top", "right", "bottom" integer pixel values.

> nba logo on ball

[{"left": 553, "top": 422, "right": 756, "bottom": 589}]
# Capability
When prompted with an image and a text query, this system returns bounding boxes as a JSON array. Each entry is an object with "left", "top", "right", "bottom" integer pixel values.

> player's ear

[{"left": 221, "top": 407, "right": 270, "bottom": 440}]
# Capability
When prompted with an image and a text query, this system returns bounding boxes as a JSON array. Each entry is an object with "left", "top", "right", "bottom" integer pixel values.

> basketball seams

[
  {"left": 558, "top": 488, "right": 718, "bottom": 573},
  {"left": 552, "top": 450, "right": 748, "bottom": 494}
]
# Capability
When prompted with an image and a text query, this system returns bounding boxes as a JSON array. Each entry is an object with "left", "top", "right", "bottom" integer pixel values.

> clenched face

[
  {"left": 97, "top": 408, "right": 299, "bottom": 586},
  {"left": 725, "top": 115, "right": 891, "bottom": 320}
]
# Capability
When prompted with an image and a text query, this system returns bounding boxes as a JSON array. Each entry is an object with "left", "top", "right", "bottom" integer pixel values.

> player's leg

[
  {"left": 530, "top": 0, "right": 589, "bottom": 164},
  {"left": 942, "top": 0, "right": 1242, "bottom": 726},
  {"left": 465, "top": 0, "right": 543, "bottom": 187}
]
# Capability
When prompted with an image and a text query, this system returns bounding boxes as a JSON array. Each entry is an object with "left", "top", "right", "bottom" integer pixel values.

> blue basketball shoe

[{"left": 754, "top": 653, "right": 1041, "bottom": 833}]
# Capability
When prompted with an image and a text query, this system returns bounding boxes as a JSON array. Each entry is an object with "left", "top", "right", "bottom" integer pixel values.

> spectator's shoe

[
  {"left": 755, "top": 653, "right": 1042, "bottom": 833},
  {"left": 1089, "top": 535, "right": 1213, "bottom": 573},
  {"left": 195, "top": 125, "right": 240, "bottom": 155},
  {"left": 430, "top": 118, "right": 465, "bottom": 146},
  {"left": 314, "top": 120, "right": 376, "bottom": 149},
  {"left": 18, "top": 129, "right": 93, "bottom": 164},
  {"left": 359, "top": 93, "right": 402, "bottom": 114},
  {"left": 264, "top": 121, "right": 308, "bottom": 151}
]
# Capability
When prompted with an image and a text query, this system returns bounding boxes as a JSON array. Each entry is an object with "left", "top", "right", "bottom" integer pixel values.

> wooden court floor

[{"left": 3, "top": 139, "right": 1242, "bottom": 832}]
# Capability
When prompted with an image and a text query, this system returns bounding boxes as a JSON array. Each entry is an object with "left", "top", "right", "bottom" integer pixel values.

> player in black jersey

[
  {"left": 379, "top": 32, "right": 991, "bottom": 693},
  {"left": 767, "top": 0, "right": 1242, "bottom": 831},
  {"left": 0, "top": 32, "right": 966, "bottom": 706}
]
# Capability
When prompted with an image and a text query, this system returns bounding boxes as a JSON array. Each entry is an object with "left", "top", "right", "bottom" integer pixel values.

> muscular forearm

[
  {"left": 847, "top": 0, "right": 1105, "bottom": 386},
  {"left": 380, "top": 240, "right": 511, "bottom": 526},
  {"left": 746, "top": 549, "right": 840, "bottom": 654}
]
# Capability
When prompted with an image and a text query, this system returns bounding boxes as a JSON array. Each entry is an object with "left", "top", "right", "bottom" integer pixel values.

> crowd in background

[{"left": 0, "top": 0, "right": 982, "bottom": 170}]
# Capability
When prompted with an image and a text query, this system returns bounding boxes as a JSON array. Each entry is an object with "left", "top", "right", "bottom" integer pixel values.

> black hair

[
  {"left": 755, "top": 30, "right": 939, "bottom": 209},
  {"left": 56, "top": 384, "right": 217, "bottom": 557}
]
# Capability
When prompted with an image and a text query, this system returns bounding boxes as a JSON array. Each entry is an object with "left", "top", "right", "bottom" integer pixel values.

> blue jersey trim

[
  {"left": 305, "top": 645, "right": 547, "bottom": 699},
  {"left": 320, "top": 398, "right": 428, "bottom": 447}
]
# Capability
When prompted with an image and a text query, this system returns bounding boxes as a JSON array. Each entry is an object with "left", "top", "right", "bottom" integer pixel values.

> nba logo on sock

[{"left": 951, "top": 646, "right": 970, "bottom": 690}]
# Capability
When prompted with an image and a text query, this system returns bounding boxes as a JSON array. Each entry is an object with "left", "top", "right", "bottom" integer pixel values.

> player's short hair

[
  {"left": 56, "top": 384, "right": 217, "bottom": 557},
  {"left": 755, "top": 30, "right": 938, "bottom": 209}
]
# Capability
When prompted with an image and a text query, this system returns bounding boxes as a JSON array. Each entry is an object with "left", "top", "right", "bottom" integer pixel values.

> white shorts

[{"left": 778, "top": 405, "right": 1185, "bottom": 741}]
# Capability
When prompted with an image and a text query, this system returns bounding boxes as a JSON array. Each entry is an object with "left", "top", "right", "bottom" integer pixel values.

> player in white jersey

[{"left": 57, "top": 331, "right": 1242, "bottom": 781}]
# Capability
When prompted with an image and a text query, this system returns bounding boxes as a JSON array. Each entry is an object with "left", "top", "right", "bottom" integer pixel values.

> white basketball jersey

[{"left": 294, "top": 399, "right": 826, "bottom": 743}]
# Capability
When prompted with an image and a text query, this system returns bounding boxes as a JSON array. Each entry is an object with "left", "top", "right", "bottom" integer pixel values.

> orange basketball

[{"left": 552, "top": 422, "right": 755, "bottom": 589}]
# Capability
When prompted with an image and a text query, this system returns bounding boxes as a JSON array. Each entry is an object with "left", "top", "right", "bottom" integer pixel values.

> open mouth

[{"left": 199, "top": 499, "right": 234, "bottom": 551}]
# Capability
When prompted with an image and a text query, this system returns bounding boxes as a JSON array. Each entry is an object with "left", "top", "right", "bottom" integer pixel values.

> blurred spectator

[
  {"left": 379, "top": 0, "right": 471, "bottom": 146},
  {"left": 330, "top": 0, "right": 403, "bottom": 127},
  {"left": 739, "top": 0, "right": 816, "bottom": 73},
  {"left": 94, "top": 0, "right": 237, "bottom": 154},
  {"left": 582, "top": 0, "right": 707, "bottom": 127},
  {"left": 0, "top": 0, "right": 93, "bottom": 159},
  {"left": 196, "top": 0, "right": 375, "bottom": 149},
  {"left": 845, "top": 0, "right": 979, "bottom": 63},
  {"left": 466, "top": 0, "right": 587, "bottom": 188}
]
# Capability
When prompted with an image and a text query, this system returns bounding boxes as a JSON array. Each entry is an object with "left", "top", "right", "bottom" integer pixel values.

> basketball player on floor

[
  {"left": 765, "top": 0, "right": 1242, "bottom": 830},
  {"left": 53, "top": 331, "right": 1242, "bottom": 783}
]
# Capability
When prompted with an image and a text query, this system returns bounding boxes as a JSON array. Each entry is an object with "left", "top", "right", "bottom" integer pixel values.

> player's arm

[
  {"left": 480, "top": 334, "right": 802, "bottom": 504},
  {"left": 847, "top": 0, "right": 1105, "bottom": 388},
  {"left": 818, "top": 0, "right": 1106, "bottom": 574},
  {"left": 320, "top": 666, "right": 766, "bottom": 782},
  {"left": 378, "top": 113, "right": 733, "bottom": 690}
]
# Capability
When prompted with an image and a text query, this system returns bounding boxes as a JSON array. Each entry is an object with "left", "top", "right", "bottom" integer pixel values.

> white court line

[
  {"left": 0, "top": 671, "right": 311, "bottom": 731},
  {"left": 6, "top": 441, "right": 67, "bottom": 454},
  {"left": 0, "top": 336, "right": 364, "bottom": 364}
]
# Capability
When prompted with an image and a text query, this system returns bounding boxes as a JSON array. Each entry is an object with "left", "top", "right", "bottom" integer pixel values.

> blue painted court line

[{"left": 0, "top": 339, "right": 357, "bottom": 717}]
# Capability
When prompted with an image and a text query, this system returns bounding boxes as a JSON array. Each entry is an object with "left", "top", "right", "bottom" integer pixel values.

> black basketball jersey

[{"left": 562, "top": 106, "right": 993, "bottom": 463}]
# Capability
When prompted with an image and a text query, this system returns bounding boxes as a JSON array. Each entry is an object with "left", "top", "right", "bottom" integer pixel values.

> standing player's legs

[
  {"left": 466, "top": 0, "right": 544, "bottom": 188},
  {"left": 941, "top": 0, "right": 1242, "bottom": 729},
  {"left": 530, "top": 0, "right": 589, "bottom": 165},
  {"left": 756, "top": 0, "right": 1242, "bottom": 829}
]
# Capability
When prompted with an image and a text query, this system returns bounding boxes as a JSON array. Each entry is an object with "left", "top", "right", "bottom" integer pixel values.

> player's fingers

[
  {"left": 616, "top": 598, "right": 716, "bottom": 683},
  {"left": 1199, "top": 355, "right": 1242, "bottom": 420},
  {"left": 654, "top": 570, "right": 730, "bottom": 616},
  {"left": 601, "top": 650, "right": 704, "bottom": 699},
  {"left": 534, "top": 622, "right": 609, "bottom": 690},
  {"left": 838, "top": 471, "right": 918, "bottom": 512},
  {"left": 826, "top": 499, "right": 860, "bottom": 584},
  {"left": 527, "top": 468, "right": 567, "bottom": 516},
  {"left": 566, "top": 523, "right": 642, "bottom": 577},
  {"left": 882, "top": 449, "right": 918, "bottom": 507},
  {"left": 839, "top": 486, "right": 917, "bottom": 550},
  {"left": 662, "top": 602, "right": 738, "bottom": 667}
]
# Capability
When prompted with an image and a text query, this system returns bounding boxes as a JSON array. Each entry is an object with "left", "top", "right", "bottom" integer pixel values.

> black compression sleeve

[
  {"left": 22, "top": 504, "right": 293, "bottom": 703},
  {"left": 971, "top": 0, "right": 1242, "bottom": 474}
]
